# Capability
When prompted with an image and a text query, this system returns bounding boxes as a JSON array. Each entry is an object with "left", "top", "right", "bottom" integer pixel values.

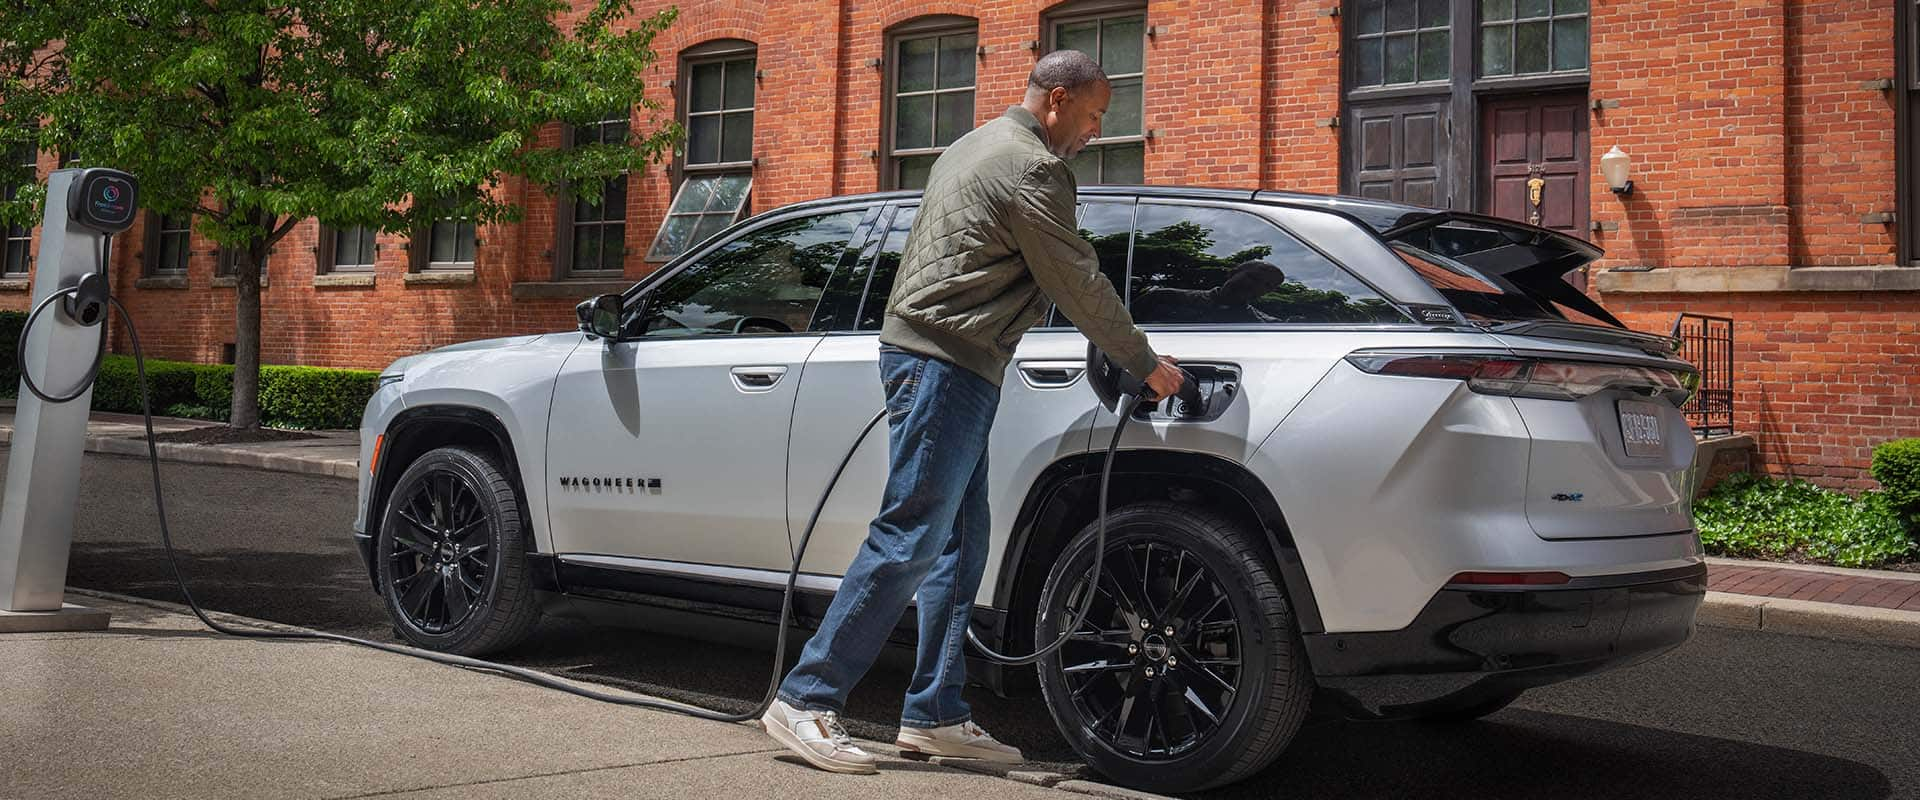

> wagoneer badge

[{"left": 558, "top": 476, "right": 662, "bottom": 490}]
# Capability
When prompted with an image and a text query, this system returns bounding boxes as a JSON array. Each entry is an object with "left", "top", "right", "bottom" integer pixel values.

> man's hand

[{"left": 1143, "top": 355, "right": 1185, "bottom": 401}]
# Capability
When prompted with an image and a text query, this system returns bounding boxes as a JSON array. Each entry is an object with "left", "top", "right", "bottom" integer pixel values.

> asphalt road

[{"left": 17, "top": 448, "right": 1920, "bottom": 799}]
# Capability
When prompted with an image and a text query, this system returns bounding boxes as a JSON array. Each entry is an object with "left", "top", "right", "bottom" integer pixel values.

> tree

[{"left": 0, "top": 0, "right": 678, "bottom": 428}]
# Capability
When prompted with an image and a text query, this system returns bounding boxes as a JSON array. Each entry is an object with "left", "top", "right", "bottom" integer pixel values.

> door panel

[
  {"left": 1345, "top": 98, "right": 1450, "bottom": 209},
  {"left": 1480, "top": 92, "right": 1589, "bottom": 240}
]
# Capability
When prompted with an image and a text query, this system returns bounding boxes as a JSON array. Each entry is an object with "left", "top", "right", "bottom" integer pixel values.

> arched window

[{"left": 649, "top": 38, "right": 758, "bottom": 262}]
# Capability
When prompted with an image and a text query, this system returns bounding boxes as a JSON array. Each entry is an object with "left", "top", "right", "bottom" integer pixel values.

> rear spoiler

[{"left": 1378, "top": 211, "right": 1622, "bottom": 331}]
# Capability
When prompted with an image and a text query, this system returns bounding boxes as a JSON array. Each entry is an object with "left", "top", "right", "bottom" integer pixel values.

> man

[
  {"left": 1130, "top": 260, "right": 1289, "bottom": 324},
  {"left": 759, "top": 49, "right": 1184, "bottom": 775}
]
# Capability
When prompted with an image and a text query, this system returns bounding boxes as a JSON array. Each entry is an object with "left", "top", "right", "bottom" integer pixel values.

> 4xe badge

[{"left": 1551, "top": 492, "right": 1584, "bottom": 502}]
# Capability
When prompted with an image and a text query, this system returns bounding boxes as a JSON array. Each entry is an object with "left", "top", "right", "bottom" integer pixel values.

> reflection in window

[
  {"left": 1047, "top": 201, "right": 1133, "bottom": 327},
  {"left": 647, "top": 173, "right": 752, "bottom": 262},
  {"left": 1348, "top": 0, "right": 1451, "bottom": 87},
  {"left": 633, "top": 210, "right": 859, "bottom": 337},
  {"left": 1480, "top": 0, "right": 1587, "bottom": 77},
  {"left": 1053, "top": 11, "right": 1146, "bottom": 184},
  {"left": 891, "top": 26, "right": 977, "bottom": 190},
  {"left": 858, "top": 206, "right": 917, "bottom": 330},
  {"left": 1127, "top": 204, "right": 1407, "bottom": 325}
]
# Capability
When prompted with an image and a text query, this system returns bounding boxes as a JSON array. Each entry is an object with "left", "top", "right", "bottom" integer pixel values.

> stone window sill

[
  {"left": 404, "top": 270, "right": 476, "bottom": 287},
  {"left": 0, "top": 277, "right": 29, "bottom": 292},
  {"left": 1596, "top": 266, "right": 1920, "bottom": 294},
  {"left": 314, "top": 273, "right": 376, "bottom": 288},
  {"left": 511, "top": 279, "right": 631, "bottom": 301},
  {"left": 135, "top": 275, "right": 189, "bottom": 290},
  {"left": 211, "top": 276, "right": 269, "bottom": 289}
]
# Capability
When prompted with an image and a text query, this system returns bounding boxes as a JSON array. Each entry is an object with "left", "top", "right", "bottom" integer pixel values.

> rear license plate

[{"left": 1617, "top": 400, "right": 1665, "bottom": 458}]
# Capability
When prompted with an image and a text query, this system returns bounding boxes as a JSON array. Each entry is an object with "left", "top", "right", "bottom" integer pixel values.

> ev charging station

[{"left": 0, "top": 167, "right": 138, "bottom": 632}]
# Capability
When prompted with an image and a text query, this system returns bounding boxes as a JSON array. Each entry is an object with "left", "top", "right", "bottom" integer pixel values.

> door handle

[
  {"left": 730, "top": 365, "right": 788, "bottom": 392},
  {"left": 1017, "top": 361, "right": 1085, "bottom": 389}
]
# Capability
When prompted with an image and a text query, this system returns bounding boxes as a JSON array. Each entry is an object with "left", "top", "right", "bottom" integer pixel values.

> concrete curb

[
  {"left": 0, "top": 427, "right": 360, "bottom": 480},
  {"left": 1698, "top": 591, "right": 1920, "bottom": 649}
]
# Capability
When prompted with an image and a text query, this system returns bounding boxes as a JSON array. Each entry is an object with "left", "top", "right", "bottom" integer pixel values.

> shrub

[
  {"left": 1694, "top": 473, "right": 1915, "bottom": 568},
  {"left": 257, "top": 364, "right": 378, "bottom": 429},
  {"left": 1871, "top": 439, "right": 1920, "bottom": 516},
  {"left": 90, "top": 355, "right": 199, "bottom": 414},
  {"left": 193, "top": 363, "right": 235, "bottom": 409}
]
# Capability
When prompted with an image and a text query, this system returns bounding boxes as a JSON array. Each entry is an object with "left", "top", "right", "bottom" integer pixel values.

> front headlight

[{"left": 376, "top": 372, "right": 404, "bottom": 389}]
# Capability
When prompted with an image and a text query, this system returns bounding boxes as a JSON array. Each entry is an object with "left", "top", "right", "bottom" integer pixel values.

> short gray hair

[{"left": 1027, "top": 49, "right": 1109, "bottom": 92}]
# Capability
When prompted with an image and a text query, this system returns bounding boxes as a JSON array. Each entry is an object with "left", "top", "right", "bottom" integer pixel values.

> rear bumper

[{"left": 1303, "top": 564, "right": 1705, "bottom": 719}]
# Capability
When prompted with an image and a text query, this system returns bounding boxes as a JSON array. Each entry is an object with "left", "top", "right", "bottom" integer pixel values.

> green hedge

[
  {"left": 0, "top": 310, "right": 24, "bottom": 394},
  {"left": 1695, "top": 473, "right": 1915, "bottom": 568},
  {"left": 1871, "top": 439, "right": 1920, "bottom": 516},
  {"left": 83, "top": 354, "right": 373, "bottom": 429}
]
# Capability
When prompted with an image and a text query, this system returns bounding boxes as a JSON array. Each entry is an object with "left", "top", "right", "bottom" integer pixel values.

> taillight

[{"left": 1346, "top": 351, "right": 1695, "bottom": 405}]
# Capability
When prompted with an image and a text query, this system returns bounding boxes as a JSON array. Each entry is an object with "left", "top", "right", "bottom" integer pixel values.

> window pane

[
  {"left": 899, "top": 37, "right": 937, "bottom": 93},
  {"left": 938, "top": 34, "right": 976, "bottom": 89},
  {"left": 723, "top": 58, "right": 755, "bottom": 110},
  {"left": 1385, "top": 33, "right": 1416, "bottom": 84},
  {"left": 1128, "top": 204, "right": 1407, "bottom": 325},
  {"left": 721, "top": 111, "right": 754, "bottom": 163},
  {"left": 335, "top": 228, "right": 358, "bottom": 265},
  {"left": 1552, "top": 17, "right": 1588, "bottom": 71},
  {"left": 650, "top": 215, "right": 697, "bottom": 260},
  {"left": 1102, "top": 143, "right": 1144, "bottom": 184},
  {"left": 708, "top": 174, "right": 752, "bottom": 213},
  {"left": 895, "top": 94, "right": 935, "bottom": 150},
  {"left": 934, "top": 91, "right": 974, "bottom": 147},
  {"left": 670, "top": 176, "right": 718, "bottom": 213},
  {"left": 573, "top": 225, "right": 599, "bottom": 271},
  {"left": 1418, "top": 29, "right": 1449, "bottom": 81},
  {"left": 1100, "top": 17, "right": 1145, "bottom": 74},
  {"left": 1355, "top": 0, "right": 1385, "bottom": 34},
  {"left": 356, "top": 227, "right": 376, "bottom": 265},
  {"left": 1385, "top": 0, "right": 1417, "bottom": 32},
  {"left": 431, "top": 220, "right": 455, "bottom": 262},
  {"left": 1073, "top": 202, "right": 1134, "bottom": 323},
  {"left": 637, "top": 210, "right": 860, "bottom": 337},
  {"left": 575, "top": 192, "right": 601, "bottom": 223},
  {"left": 1056, "top": 20, "right": 1098, "bottom": 56},
  {"left": 1353, "top": 36, "right": 1384, "bottom": 86},
  {"left": 687, "top": 114, "right": 721, "bottom": 164},
  {"left": 1067, "top": 148, "right": 1099, "bottom": 184},
  {"left": 691, "top": 62, "right": 724, "bottom": 113},
  {"left": 602, "top": 176, "right": 628, "bottom": 221},
  {"left": 897, "top": 155, "right": 936, "bottom": 190},
  {"left": 1554, "top": 0, "right": 1586, "bottom": 11},
  {"left": 1481, "top": 0, "right": 1514, "bottom": 21},
  {"left": 4, "top": 243, "right": 23, "bottom": 274},
  {"left": 1104, "top": 78, "right": 1143, "bottom": 138},
  {"left": 1514, "top": 20, "right": 1550, "bottom": 73},
  {"left": 1419, "top": 0, "right": 1449, "bottom": 28},
  {"left": 1481, "top": 24, "right": 1513, "bottom": 76},
  {"left": 456, "top": 222, "right": 476, "bottom": 263},
  {"left": 1517, "top": 0, "right": 1550, "bottom": 17},
  {"left": 859, "top": 206, "right": 917, "bottom": 330}
]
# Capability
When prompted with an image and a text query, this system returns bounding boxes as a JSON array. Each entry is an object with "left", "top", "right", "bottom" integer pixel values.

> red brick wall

[{"left": 1785, "top": 0, "right": 1899, "bottom": 267}]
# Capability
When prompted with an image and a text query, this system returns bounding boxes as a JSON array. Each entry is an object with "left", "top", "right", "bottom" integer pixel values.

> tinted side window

[
  {"left": 856, "top": 205, "right": 917, "bottom": 331},
  {"left": 1128, "top": 204, "right": 1409, "bottom": 325},
  {"left": 631, "top": 210, "right": 860, "bottom": 337},
  {"left": 1045, "top": 201, "right": 1133, "bottom": 328}
]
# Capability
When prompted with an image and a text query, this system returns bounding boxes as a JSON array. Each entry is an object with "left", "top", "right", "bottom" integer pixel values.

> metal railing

[{"left": 1671, "top": 313, "right": 1734, "bottom": 437}]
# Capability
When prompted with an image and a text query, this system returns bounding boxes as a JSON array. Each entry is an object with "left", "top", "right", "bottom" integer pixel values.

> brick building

[{"left": 1, "top": 0, "right": 1915, "bottom": 485}]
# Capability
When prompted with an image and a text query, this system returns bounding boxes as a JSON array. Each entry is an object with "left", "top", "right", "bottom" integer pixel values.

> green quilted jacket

[{"left": 879, "top": 106, "right": 1159, "bottom": 386}]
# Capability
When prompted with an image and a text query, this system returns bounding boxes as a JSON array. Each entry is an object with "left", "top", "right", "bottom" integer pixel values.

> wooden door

[
  {"left": 1345, "top": 98, "right": 1451, "bottom": 209},
  {"left": 1481, "top": 92, "right": 1589, "bottom": 238}
]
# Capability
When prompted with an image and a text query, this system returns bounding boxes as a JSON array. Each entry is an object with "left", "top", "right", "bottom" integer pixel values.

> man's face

[{"left": 1044, "top": 82, "right": 1112, "bottom": 159}]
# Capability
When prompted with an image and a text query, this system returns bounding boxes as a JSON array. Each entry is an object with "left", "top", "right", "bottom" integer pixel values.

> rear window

[{"left": 1390, "top": 220, "right": 1617, "bottom": 328}]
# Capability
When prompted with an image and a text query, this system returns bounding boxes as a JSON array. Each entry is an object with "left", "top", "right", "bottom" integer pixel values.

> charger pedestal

[{"left": 0, "top": 168, "right": 136, "bottom": 632}]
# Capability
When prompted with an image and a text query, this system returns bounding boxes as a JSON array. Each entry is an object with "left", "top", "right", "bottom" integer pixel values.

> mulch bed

[{"left": 141, "top": 427, "right": 319, "bottom": 445}]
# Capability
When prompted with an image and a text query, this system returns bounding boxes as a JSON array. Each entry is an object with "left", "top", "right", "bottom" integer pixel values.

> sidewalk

[
  {"left": 0, "top": 404, "right": 361, "bottom": 480},
  {"left": 0, "top": 592, "right": 1136, "bottom": 800}
]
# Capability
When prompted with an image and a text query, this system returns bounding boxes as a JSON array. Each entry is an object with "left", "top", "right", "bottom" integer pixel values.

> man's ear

[{"left": 1049, "top": 86, "right": 1071, "bottom": 110}]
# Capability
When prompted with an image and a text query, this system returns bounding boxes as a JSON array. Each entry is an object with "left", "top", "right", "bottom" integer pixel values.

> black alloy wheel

[
  {"left": 377, "top": 445, "right": 539, "bottom": 655},
  {"left": 1036, "top": 502, "right": 1312, "bottom": 793}
]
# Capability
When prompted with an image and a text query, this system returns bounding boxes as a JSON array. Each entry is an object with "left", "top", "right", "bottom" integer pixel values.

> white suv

[{"left": 354, "top": 187, "right": 1707, "bottom": 792}]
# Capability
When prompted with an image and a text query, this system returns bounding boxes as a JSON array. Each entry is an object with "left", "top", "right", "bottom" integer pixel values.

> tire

[
  {"left": 1408, "top": 689, "right": 1524, "bottom": 723},
  {"left": 1035, "top": 502, "right": 1313, "bottom": 793},
  {"left": 377, "top": 445, "right": 540, "bottom": 656}
]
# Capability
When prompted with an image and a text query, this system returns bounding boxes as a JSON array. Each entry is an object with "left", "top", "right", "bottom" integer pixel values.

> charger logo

[{"left": 558, "top": 476, "right": 662, "bottom": 491}]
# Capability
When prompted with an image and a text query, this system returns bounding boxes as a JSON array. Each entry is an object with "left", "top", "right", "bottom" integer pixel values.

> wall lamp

[{"left": 1601, "top": 145, "right": 1634, "bottom": 195}]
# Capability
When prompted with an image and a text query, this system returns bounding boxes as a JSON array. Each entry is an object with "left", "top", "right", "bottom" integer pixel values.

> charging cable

[{"left": 15, "top": 250, "right": 1140, "bottom": 722}]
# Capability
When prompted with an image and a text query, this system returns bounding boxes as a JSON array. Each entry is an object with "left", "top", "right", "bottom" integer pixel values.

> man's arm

[{"left": 1008, "top": 158, "right": 1159, "bottom": 380}]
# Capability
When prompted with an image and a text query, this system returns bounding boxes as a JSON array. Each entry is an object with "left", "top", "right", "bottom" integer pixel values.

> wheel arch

[
  {"left": 364, "top": 404, "right": 541, "bottom": 593},
  {"left": 991, "top": 449, "right": 1326, "bottom": 656}
]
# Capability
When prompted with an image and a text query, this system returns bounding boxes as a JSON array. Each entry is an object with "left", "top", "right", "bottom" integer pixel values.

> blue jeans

[{"left": 776, "top": 347, "right": 1000, "bottom": 729}]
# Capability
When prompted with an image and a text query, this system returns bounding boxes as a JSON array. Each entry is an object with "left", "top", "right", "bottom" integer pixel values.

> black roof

[{"left": 773, "top": 185, "right": 1441, "bottom": 234}]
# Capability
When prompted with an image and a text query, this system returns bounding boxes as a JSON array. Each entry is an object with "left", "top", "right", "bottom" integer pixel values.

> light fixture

[{"left": 1601, "top": 145, "right": 1634, "bottom": 195}]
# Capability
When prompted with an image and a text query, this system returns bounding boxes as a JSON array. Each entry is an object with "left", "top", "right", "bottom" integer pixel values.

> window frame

[
  {"left": 1476, "top": 0, "right": 1590, "bottom": 81},
  {"left": 1046, "top": 2, "right": 1149, "bottom": 185},
  {"left": 141, "top": 211, "right": 193, "bottom": 277},
  {"left": 623, "top": 206, "right": 865, "bottom": 340},
  {"left": 1345, "top": 0, "right": 1454, "bottom": 90},
  {"left": 882, "top": 16, "right": 980, "bottom": 191},
  {"left": 411, "top": 197, "right": 478, "bottom": 272},
  {"left": 652, "top": 39, "right": 759, "bottom": 264},
  {"left": 317, "top": 223, "right": 379, "bottom": 273},
  {"left": 2, "top": 136, "right": 35, "bottom": 276},
  {"left": 554, "top": 111, "right": 634, "bottom": 279}
]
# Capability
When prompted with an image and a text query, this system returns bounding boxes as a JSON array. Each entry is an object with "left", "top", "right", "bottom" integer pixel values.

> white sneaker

[
  {"left": 760, "top": 700, "right": 879, "bottom": 775},
  {"left": 895, "top": 720, "right": 1024, "bottom": 763}
]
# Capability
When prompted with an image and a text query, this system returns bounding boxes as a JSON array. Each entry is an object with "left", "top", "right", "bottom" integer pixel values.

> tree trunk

[{"left": 228, "top": 216, "right": 268, "bottom": 431}]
